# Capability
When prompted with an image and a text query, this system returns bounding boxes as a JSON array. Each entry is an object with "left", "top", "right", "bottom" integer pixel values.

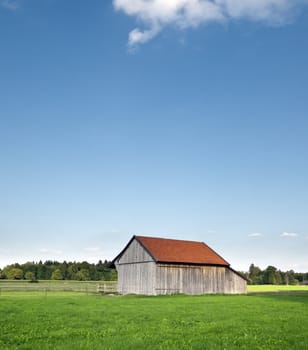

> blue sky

[{"left": 1, "top": 0, "right": 308, "bottom": 272}]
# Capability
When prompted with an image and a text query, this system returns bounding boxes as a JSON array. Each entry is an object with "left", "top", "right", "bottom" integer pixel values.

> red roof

[{"left": 135, "top": 236, "right": 230, "bottom": 266}]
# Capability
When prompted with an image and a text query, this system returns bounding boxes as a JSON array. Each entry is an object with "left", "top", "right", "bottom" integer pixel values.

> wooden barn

[{"left": 112, "top": 236, "right": 247, "bottom": 295}]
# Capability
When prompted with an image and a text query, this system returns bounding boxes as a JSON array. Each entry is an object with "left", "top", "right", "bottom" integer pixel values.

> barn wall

[
  {"left": 116, "top": 262, "right": 156, "bottom": 295},
  {"left": 224, "top": 268, "right": 247, "bottom": 294},
  {"left": 156, "top": 264, "right": 246, "bottom": 295},
  {"left": 117, "top": 239, "right": 153, "bottom": 264},
  {"left": 115, "top": 239, "right": 156, "bottom": 295}
]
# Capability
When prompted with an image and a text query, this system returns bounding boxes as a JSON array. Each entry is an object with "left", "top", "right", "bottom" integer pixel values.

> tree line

[
  {"left": 0, "top": 260, "right": 117, "bottom": 281},
  {"left": 1, "top": 261, "right": 307, "bottom": 284},
  {"left": 244, "top": 264, "right": 308, "bottom": 285}
]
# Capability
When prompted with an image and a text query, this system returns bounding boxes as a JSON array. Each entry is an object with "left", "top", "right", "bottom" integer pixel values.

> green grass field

[
  {"left": 1, "top": 286, "right": 308, "bottom": 350},
  {"left": 247, "top": 284, "right": 308, "bottom": 293}
]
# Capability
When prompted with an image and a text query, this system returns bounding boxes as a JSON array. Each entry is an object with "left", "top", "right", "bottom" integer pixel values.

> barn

[{"left": 112, "top": 235, "right": 247, "bottom": 295}]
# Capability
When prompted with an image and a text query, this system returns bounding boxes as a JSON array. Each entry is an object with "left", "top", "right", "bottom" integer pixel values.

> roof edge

[
  {"left": 111, "top": 235, "right": 240, "bottom": 271},
  {"left": 228, "top": 266, "right": 249, "bottom": 281},
  {"left": 135, "top": 236, "right": 158, "bottom": 263},
  {"left": 201, "top": 242, "right": 230, "bottom": 266},
  {"left": 156, "top": 261, "right": 229, "bottom": 267},
  {"left": 110, "top": 235, "right": 136, "bottom": 268},
  {"left": 110, "top": 235, "right": 158, "bottom": 267}
]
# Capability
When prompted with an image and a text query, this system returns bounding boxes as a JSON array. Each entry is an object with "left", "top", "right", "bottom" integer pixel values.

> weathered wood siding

[
  {"left": 156, "top": 264, "right": 246, "bottom": 295},
  {"left": 224, "top": 268, "right": 247, "bottom": 294},
  {"left": 117, "top": 239, "right": 153, "bottom": 264},
  {"left": 115, "top": 239, "right": 156, "bottom": 295}
]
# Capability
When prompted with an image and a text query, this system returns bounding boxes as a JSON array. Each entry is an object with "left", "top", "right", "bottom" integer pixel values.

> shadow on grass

[{"left": 247, "top": 290, "right": 308, "bottom": 304}]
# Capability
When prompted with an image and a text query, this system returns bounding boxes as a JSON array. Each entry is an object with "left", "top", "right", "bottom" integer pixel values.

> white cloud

[
  {"left": 38, "top": 248, "right": 63, "bottom": 255},
  {"left": 217, "top": 0, "right": 294, "bottom": 23},
  {"left": 128, "top": 27, "right": 161, "bottom": 50},
  {"left": 113, "top": 0, "right": 308, "bottom": 48},
  {"left": 84, "top": 247, "right": 101, "bottom": 253},
  {"left": 248, "top": 232, "right": 263, "bottom": 237},
  {"left": 280, "top": 232, "right": 298, "bottom": 237},
  {"left": 1, "top": 0, "right": 18, "bottom": 10}
]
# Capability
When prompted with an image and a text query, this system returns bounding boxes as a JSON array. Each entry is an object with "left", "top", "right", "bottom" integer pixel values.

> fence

[
  {"left": 0, "top": 280, "right": 117, "bottom": 295},
  {"left": 97, "top": 283, "right": 117, "bottom": 293}
]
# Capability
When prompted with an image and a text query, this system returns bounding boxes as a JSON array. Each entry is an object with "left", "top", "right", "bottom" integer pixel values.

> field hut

[{"left": 112, "top": 235, "right": 247, "bottom": 295}]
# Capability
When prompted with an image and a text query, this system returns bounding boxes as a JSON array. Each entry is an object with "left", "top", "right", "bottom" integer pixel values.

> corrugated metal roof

[{"left": 135, "top": 236, "right": 230, "bottom": 266}]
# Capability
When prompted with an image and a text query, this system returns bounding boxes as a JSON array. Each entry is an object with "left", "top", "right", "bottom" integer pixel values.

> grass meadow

[{"left": 0, "top": 283, "right": 308, "bottom": 350}]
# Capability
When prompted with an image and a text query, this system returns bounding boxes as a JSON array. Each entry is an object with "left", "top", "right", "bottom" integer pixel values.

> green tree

[
  {"left": 287, "top": 270, "right": 299, "bottom": 285},
  {"left": 36, "top": 261, "right": 47, "bottom": 279},
  {"left": 290, "top": 278, "right": 299, "bottom": 285},
  {"left": 59, "top": 261, "right": 69, "bottom": 279},
  {"left": 6, "top": 267, "right": 24, "bottom": 280},
  {"left": 67, "top": 264, "right": 78, "bottom": 280},
  {"left": 248, "top": 264, "right": 263, "bottom": 284},
  {"left": 51, "top": 268, "right": 63, "bottom": 280},
  {"left": 275, "top": 270, "right": 282, "bottom": 285},
  {"left": 110, "top": 269, "right": 117, "bottom": 281},
  {"left": 75, "top": 269, "right": 90, "bottom": 281},
  {"left": 25, "top": 271, "right": 36, "bottom": 281},
  {"left": 263, "top": 266, "right": 278, "bottom": 284},
  {"left": 22, "top": 262, "right": 37, "bottom": 277}
]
